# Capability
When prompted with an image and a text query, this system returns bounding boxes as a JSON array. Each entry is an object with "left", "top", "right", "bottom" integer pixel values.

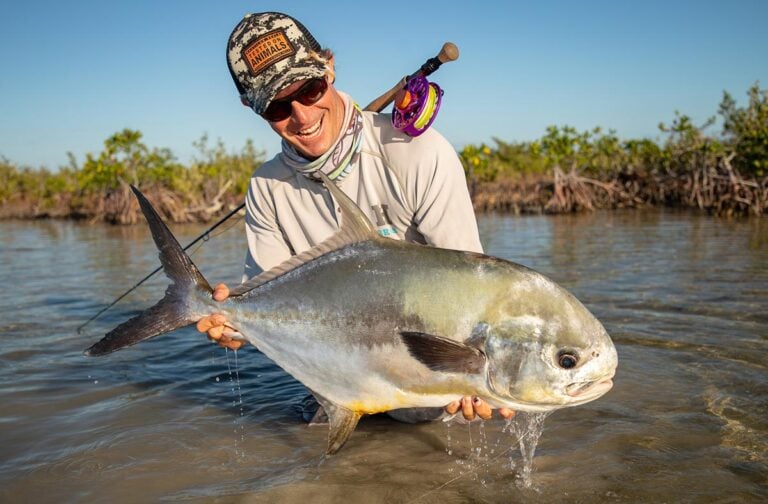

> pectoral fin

[
  {"left": 311, "top": 391, "right": 362, "bottom": 455},
  {"left": 400, "top": 331, "right": 486, "bottom": 374}
]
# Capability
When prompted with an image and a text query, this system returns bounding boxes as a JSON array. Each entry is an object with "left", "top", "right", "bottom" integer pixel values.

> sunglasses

[{"left": 261, "top": 78, "right": 329, "bottom": 122}]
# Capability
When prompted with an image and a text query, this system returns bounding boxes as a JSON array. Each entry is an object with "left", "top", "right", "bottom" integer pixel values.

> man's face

[{"left": 266, "top": 76, "right": 345, "bottom": 160}]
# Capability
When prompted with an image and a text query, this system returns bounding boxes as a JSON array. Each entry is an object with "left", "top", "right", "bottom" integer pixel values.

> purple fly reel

[{"left": 391, "top": 75, "right": 443, "bottom": 137}]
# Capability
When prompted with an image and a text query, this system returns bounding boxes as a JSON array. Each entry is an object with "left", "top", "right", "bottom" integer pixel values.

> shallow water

[{"left": 1, "top": 210, "right": 766, "bottom": 503}]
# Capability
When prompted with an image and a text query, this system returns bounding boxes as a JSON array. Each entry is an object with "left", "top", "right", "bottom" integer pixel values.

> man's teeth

[{"left": 297, "top": 121, "right": 322, "bottom": 136}]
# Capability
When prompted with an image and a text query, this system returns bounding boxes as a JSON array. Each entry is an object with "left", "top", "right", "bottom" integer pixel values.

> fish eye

[{"left": 557, "top": 351, "right": 578, "bottom": 369}]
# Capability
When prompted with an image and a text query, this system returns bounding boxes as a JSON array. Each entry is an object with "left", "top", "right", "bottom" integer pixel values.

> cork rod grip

[{"left": 363, "top": 42, "right": 459, "bottom": 112}]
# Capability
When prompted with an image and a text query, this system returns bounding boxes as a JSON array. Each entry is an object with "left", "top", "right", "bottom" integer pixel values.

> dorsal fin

[
  {"left": 230, "top": 172, "right": 378, "bottom": 296},
  {"left": 315, "top": 170, "right": 377, "bottom": 239}
]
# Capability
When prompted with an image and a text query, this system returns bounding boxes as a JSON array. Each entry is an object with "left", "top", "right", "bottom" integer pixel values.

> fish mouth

[{"left": 566, "top": 377, "right": 614, "bottom": 399}]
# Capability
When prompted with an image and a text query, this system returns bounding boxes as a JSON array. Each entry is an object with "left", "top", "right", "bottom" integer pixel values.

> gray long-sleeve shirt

[{"left": 243, "top": 111, "right": 482, "bottom": 280}]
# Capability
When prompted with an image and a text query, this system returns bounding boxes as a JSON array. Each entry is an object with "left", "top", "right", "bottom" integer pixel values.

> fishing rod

[{"left": 78, "top": 42, "right": 459, "bottom": 333}]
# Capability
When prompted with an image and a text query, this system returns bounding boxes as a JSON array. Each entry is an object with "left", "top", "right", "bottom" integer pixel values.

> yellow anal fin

[{"left": 312, "top": 391, "right": 363, "bottom": 455}]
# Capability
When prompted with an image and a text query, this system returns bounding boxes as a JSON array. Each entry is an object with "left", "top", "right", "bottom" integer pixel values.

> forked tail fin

[{"left": 84, "top": 186, "right": 213, "bottom": 356}]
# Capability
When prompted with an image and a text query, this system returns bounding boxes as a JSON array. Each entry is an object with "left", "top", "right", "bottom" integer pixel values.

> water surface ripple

[{"left": 0, "top": 210, "right": 766, "bottom": 502}]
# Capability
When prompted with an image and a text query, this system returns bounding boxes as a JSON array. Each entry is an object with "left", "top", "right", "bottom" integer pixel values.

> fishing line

[
  {"left": 183, "top": 213, "right": 245, "bottom": 257},
  {"left": 405, "top": 436, "right": 516, "bottom": 504},
  {"left": 76, "top": 206, "right": 245, "bottom": 334}
]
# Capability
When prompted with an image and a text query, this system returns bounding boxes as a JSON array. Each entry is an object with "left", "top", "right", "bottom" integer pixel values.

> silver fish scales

[{"left": 86, "top": 173, "right": 617, "bottom": 454}]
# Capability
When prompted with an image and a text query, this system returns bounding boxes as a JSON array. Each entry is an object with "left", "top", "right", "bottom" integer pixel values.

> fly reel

[{"left": 391, "top": 75, "right": 443, "bottom": 137}]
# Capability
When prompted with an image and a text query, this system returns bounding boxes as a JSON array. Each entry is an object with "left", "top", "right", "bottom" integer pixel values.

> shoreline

[{"left": 2, "top": 165, "right": 765, "bottom": 223}]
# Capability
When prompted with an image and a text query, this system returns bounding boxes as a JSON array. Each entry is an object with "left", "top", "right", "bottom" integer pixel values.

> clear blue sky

[{"left": 1, "top": 0, "right": 766, "bottom": 169}]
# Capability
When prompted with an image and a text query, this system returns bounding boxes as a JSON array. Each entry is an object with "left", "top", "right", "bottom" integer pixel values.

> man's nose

[{"left": 290, "top": 100, "right": 314, "bottom": 123}]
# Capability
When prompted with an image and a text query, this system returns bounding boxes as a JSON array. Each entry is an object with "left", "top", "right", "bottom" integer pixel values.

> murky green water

[{"left": 0, "top": 210, "right": 766, "bottom": 503}]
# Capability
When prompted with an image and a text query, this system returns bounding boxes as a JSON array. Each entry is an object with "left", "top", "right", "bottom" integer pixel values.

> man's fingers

[
  {"left": 473, "top": 397, "right": 492, "bottom": 420},
  {"left": 461, "top": 396, "right": 475, "bottom": 421},
  {"left": 499, "top": 407, "right": 516, "bottom": 420},
  {"left": 207, "top": 325, "right": 224, "bottom": 340},
  {"left": 445, "top": 400, "right": 461, "bottom": 415},
  {"left": 213, "top": 283, "right": 230, "bottom": 302},
  {"left": 445, "top": 398, "right": 515, "bottom": 422},
  {"left": 217, "top": 334, "right": 243, "bottom": 351},
  {"left": 226, "top": 340, "right": 244, "bottom": 350},
  {"left": 196, "top": 317, "right": 214, "bottom": 333},
  {"left": 196, "top": 314, "right": 227, "bottom": 333}
]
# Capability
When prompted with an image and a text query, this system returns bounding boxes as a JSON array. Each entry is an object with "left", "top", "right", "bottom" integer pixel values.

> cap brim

[{"left": 248, "top": 61, "right": 329, "bottom": 115}]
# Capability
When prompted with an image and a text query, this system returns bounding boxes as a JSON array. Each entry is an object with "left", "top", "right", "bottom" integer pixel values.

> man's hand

[
  {"left": 195, "top": 283, "right": 245, "bottom": 350},
  {"left": 445, "top": 396, "right": 515, "bottom": 422}
]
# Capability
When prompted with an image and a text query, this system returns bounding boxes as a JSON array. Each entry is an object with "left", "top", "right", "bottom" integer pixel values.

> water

[{"left": 1, "top": 210, "right": 766, "bottom": 502}]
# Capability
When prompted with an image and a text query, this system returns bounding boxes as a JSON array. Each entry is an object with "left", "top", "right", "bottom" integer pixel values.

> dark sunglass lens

[
  {"left": 262, "top": 101, "right": 291, "bottom": 122},
  {"left": 261, "top": 78, "right": 328, "bottom": 121},
  {"left": 296, "top": 79, "right": 328, "bottom": 106}
]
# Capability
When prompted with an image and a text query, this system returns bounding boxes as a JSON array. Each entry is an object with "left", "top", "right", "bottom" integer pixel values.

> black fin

[
  {"left": 311, "top": 391, "right": 361, "bottom": 455},
  {"left": 400, "top": 331, "right": 487, "bottom": 374},
  {"left": 130, "top": 186, "right": 211, "bottom": 293},
  {"left": 85, "top": 298, "right": 190, "bottom": 356},
  {"left": 84, "top": 187, "right": 212, "bottom": 356}
]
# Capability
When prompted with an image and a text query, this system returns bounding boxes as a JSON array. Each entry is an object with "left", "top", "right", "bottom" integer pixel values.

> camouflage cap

[{"left": 227, "top": 12, "right": 329, "bottom": 116}]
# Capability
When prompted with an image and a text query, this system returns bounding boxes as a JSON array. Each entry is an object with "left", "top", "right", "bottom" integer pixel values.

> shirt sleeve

[
  {"left": 242, "top": 177, "right": 294, "bottom": 281},
  {"left": 406, "top": 129, "right": 484, "bottom": 254}
]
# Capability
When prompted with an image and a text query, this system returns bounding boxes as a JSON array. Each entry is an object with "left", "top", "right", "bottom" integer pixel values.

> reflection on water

[{"left": 0, "top": 209, "right": 767, "bottom": 503}]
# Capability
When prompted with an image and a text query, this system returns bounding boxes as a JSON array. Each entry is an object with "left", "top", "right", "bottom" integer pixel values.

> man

[{"left": 197, "top": 11, "right": 513, "bottom": 423}]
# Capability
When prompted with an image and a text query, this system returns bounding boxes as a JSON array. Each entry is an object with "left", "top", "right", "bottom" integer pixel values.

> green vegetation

[
  {"left": 1, "top": 83, "right": 766, "bottom": 221},
  {"left": 720, "top": 84, "right": 768, "bottom": 177},
  {"left": 460, "top": 83, "right": 767, "bottom": 216},
  {"left": 0, "top": 130, "right": 264, "bottom": 223}
]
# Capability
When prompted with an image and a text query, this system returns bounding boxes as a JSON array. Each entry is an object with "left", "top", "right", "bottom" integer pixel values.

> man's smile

[{"left": 294, "top": 116, "right": 323, "bottom": 138}]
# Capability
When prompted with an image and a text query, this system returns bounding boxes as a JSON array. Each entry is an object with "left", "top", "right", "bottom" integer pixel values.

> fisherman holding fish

[{"left": 196, "top": 12, "right": 514, "bottom": 423}]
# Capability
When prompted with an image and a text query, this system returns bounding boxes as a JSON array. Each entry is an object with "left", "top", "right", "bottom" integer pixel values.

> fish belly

[{"left": 234, "top": 320, "right": 471, "bottom": 415}]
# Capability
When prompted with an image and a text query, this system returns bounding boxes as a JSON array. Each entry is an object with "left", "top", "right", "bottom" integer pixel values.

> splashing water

[
  {"left": 505, "top": 412, "right": 550, "bottom": 489},
  {"left": 224, "top": 348, "right": 246, "bottom": 458},
  {"left": 419, "top": 413, "right": 551, "bottom": 502}
]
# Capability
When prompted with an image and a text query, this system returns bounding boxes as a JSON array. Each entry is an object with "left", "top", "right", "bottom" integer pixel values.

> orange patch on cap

[{"left": 242, "top": 30, "right": 295, "bottom": 75}]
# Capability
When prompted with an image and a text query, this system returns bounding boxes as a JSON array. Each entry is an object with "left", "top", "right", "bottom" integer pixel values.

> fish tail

[{"left": 84, "top": 186, "right": 213, "bottom": 356}]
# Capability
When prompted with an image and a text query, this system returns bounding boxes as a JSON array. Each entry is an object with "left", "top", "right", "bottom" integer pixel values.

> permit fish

[{"left": 86, "top": 174, "right": 617, "bottom": 454}]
